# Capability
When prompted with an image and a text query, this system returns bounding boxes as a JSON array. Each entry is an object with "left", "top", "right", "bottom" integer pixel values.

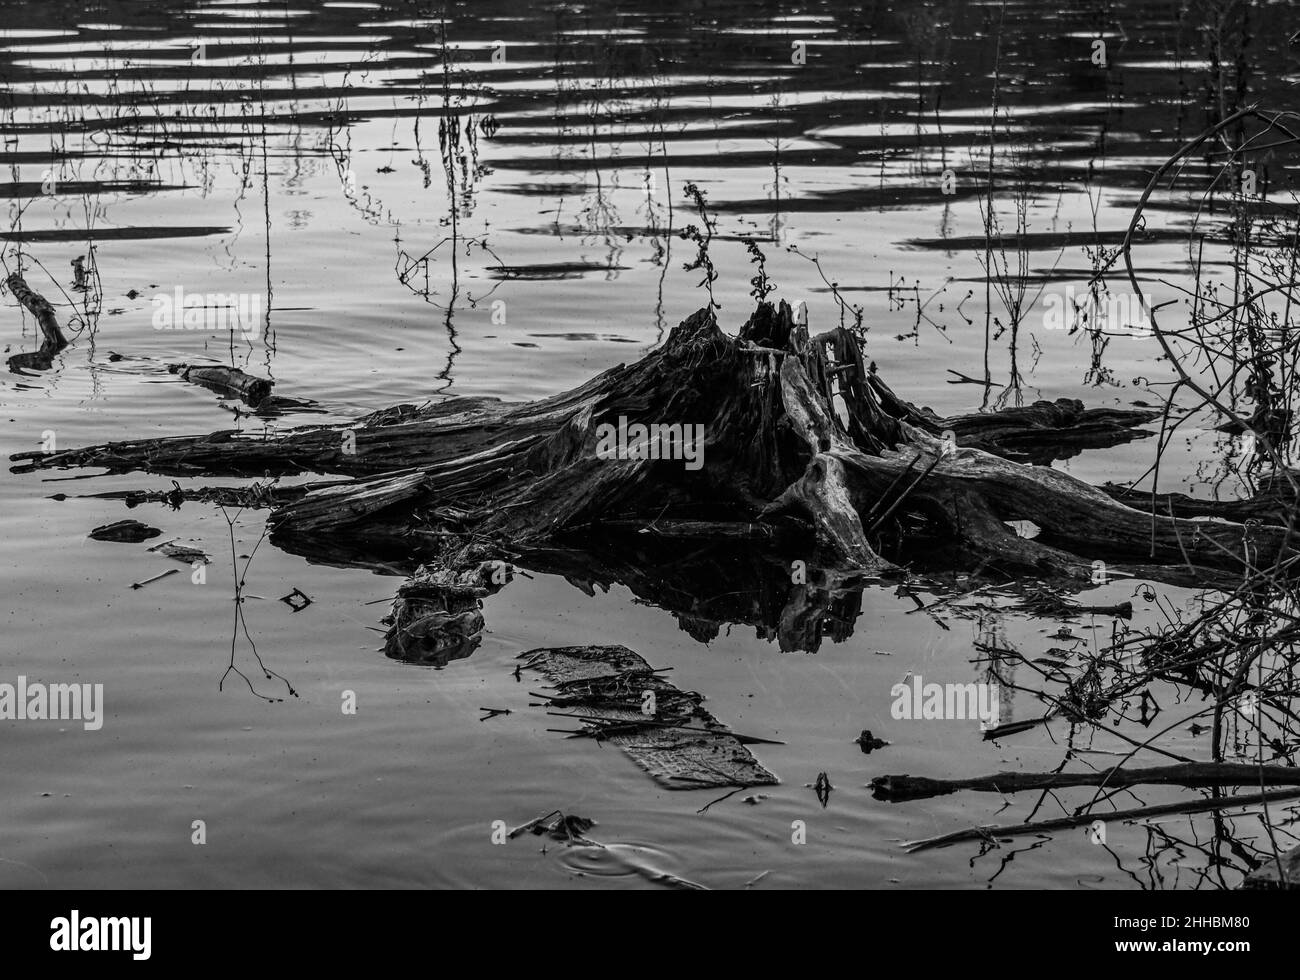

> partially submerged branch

[
  {"left": 871, "top": 763, "right": 1300, "bottom": 802},
  {"left": 6, "top": 271, "right": 68, "bottom": 373}
]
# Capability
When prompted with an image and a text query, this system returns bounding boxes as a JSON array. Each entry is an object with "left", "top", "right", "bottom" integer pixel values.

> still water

[{"left": 1, "top": 0, "right": 1293, "bottom": 888}]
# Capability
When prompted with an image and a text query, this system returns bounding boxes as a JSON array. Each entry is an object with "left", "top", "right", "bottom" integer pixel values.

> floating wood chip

[
  {"left": 148, "top": 539, "right": 210, "bottom": 564},
  {"left": 521, "top": 644, "right": 778, "bottom": 790},
  {"left": 89, "top": 519, "right": 161, "bottom": 543}
]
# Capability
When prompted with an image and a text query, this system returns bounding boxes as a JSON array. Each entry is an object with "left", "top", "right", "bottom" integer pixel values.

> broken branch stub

[{"left": 168, "top": 363, "right": 274, "bottom": 407}]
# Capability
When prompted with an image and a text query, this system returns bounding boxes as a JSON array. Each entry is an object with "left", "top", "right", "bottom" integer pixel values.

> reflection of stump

[{"left": 382, "top": 559, "right": 509, "bottom": 666}]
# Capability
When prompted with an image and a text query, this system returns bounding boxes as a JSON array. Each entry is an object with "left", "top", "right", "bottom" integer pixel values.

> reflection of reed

[
  {"left": 366, "top": 5, "right": 506, "bottom": 393},
  {"left": 218, "top": 499, "right": 298, "bottom": 704}
]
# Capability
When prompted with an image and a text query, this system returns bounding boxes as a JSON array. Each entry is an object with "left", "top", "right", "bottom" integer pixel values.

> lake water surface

[{"left": 2, "top": 0, "right": 1296, "bottom": 889}]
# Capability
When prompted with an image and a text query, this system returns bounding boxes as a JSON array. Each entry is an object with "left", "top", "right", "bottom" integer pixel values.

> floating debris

[
  {"left": 147, "top": 539, "right": 210, "bottom": 565},
  {"left": 130, "top": 568, "right": 179, "bottom": 590},
  {"left": 506, "top": 809, "right": 708, "bottom": 890},
  {"left": 167, "top": 363, "right": 274, "bottom": 407},
  {"left": 279, "top": 588, "right": 313, "bottom": 612},
  {"left": 855, "top": 729, "right": 889, "bottom": 753},
  {"left": 1018, "top": 588, "right": 1133, "bottom": 620},
  {"left": 89, "top": 519, "right": 161, "bottom": 543},
  {"left": 381, "top": 558, "right": 507, "bottom": 665},
  {"left": 507, "top": 810, "right": 597, "bottom": 843},
  {"left": 522, "top": 644, "right": 779, "bottom": 790},
  {"left": 812, "top": 771, "right": 833, "bottom": 806},
  {"left": 71, "top": 255, "right": 88, "bottom": 292}
]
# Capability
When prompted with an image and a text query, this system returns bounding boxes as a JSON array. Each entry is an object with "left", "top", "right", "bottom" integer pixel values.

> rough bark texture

[
  {"left": 1241, "top": 843, "right": 1300, "bottom": 890},
  {"left": 168, "top": 363, "right": 274, "bottom": 407},
  {"left": 12, "top": 301, "right": 1293, "bottom": 596}
]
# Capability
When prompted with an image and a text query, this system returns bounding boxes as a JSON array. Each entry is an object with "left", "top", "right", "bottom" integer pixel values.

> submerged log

[
  {"left": 6, "top": 271, "right": 69, "bottom": 372},
  {"left": 871, "top": 763, "right": 1300, "bottom": 802},
  {"left": 11, "top": 300, "right": 1297, "bottom": 588},
  {"left": 10, "top": 394, "right": 575, "bottom": 478}
]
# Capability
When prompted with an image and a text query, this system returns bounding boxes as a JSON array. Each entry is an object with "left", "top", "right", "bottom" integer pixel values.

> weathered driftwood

[
  {"left": 11, "top": 301, "right": 1296, "bottom": 588},
  {"left": 505, "top": 809, "right": 708, "bottom": 889},
  {"left": 100, "top": 351, "right": 319, "bottom": 416},
  {"left": 6, "top": 271, "right": 68, "bottom": 372},
  {"left": 148, "top": 539, "right": 210, "bottom": 565},
  {"left": 168, "top": 363, "right": 274, "bottom": 407},
  {"left": 10, "top": 394, "right": 568, "bottom": 478},
  {"left": 871, "top": 763, "right": 1300, "bottom": 802}
]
